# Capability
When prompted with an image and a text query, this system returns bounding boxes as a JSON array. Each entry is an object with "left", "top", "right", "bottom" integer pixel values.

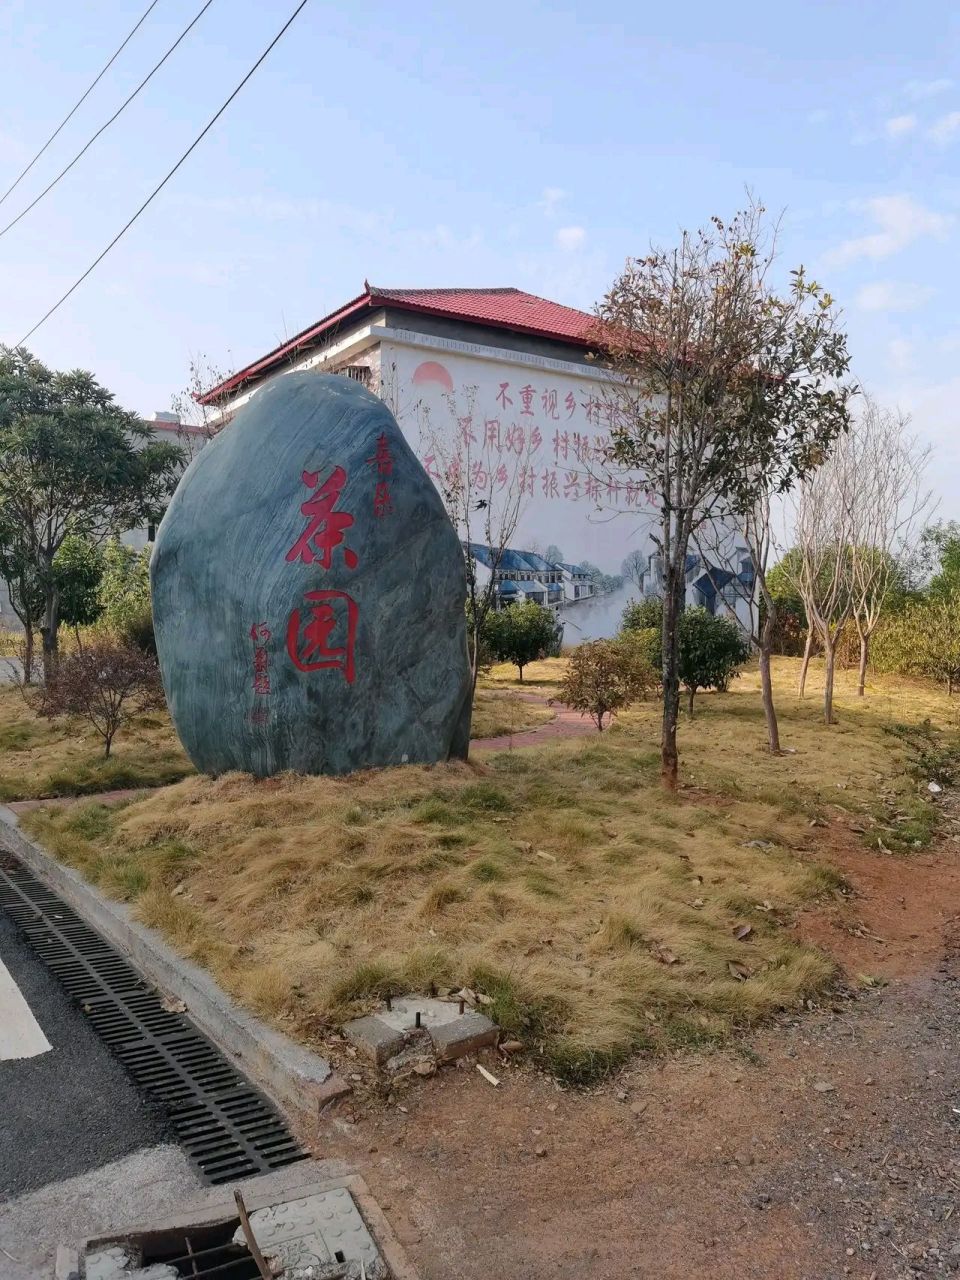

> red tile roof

[{"left": 198, "top": 284, "right": 596, "bottom": 404}]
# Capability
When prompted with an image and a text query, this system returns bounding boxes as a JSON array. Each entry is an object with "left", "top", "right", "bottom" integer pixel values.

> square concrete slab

[
  {"left": 344, "top": 994, "right": 497, "bottom": 1067},
  {"left": 232, "top": 1187, "right": 384, "bottom": 1278}
]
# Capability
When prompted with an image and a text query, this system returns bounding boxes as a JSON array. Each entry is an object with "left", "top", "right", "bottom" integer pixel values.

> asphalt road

[
  {"left": 0, "top": 911, "right": 201, "bottom": 1277},
  {"left": 0, "top": 912, "right": 168, "bottom": 1199}
]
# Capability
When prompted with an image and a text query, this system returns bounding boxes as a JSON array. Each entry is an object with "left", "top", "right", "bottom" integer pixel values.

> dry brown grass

[
  {"left": 25, "top": 657, "right": 952, "bottom": 1083},
  {"left": 470, "top": 688, "right": 555, "bottom": 739},
  {"left": 0, "top": 686, "right": 193, "bottom": 801}
]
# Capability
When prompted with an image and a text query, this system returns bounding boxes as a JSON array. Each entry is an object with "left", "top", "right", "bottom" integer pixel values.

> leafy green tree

[
  {"left": 486, "top": 601, "right": 558, "bottom": 682},
  {"left": 676, "top": 608, "right": 751, "bottom": 715},
  {"left": 919, "top": 521, "right": 960, "bottom": 599},
  {"left": 53, "top": 535, "right": 105, "bottom": 638},
  {"left": 0, "top": 526, "right": 43, "bottom": 681},
  {"left": 97, "top": 540, "right": 155, "bottom": 652},
  {"left": 557, "top": 634, "right": 656, "bottom": 730},
  {"left": 0, "top": 347, "right": 181, "bottom": 675}
]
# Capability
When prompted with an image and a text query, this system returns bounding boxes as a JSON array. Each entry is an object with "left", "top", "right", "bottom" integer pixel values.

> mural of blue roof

[
  {"left": 521, "top": 551, "right": 555, "bottom": 572},
  {"left": 498, "top": 579, "right": 521, "bottom": 593},
  {"left": 561, "top": 562, "right": 588, "bottom": 576}
]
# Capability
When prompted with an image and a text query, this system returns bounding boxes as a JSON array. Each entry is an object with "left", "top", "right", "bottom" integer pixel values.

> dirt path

[
  {"left": 471, "top": 691, "right": 599, "bottom": 751},
  {"left": 316, "top": 815, "right": 960, "bottom": 1279}
]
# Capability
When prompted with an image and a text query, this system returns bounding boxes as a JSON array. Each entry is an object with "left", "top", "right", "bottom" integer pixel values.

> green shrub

[
  {"left": 97, "top": 540, "right": 155, "bottom": 653},
  {"left": 676, "top": 607, "right": 750, "bottom": 712},
  {"left": 557, "top": 634, "right": 657, "bottom": 730},
  {"left": 486, "top": 600, "right": 559, "bottom": 681},
  {"left": 621, "top": 597, "right": 663, "bottom": 634}
]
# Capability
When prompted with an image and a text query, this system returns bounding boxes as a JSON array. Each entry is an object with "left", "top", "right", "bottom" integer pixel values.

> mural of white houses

[{"left": 466, "top": 544, "right": 594, "bottom": 612}]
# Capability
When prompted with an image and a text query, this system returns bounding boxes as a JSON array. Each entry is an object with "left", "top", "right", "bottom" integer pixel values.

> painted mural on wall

[
  {"left": 151, "top": 373, "right": 472, "bottom": 777},
  {"left": 379, "top": 342, "right": 752, "bottom": 641}
]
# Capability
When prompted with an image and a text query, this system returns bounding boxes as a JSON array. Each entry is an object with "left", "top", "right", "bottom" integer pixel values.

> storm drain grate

[{"left": 0, "top": 855, "right": 309, "bottom": 1185}]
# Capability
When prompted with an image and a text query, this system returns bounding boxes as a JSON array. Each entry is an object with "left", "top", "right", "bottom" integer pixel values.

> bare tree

[
  {"left": 170, "top": 352, "right": 233, "bottom": 463},
  {"left": 784, "top": 431, "right": 859, "bottom": 725},
  {"left": 620, "top": 547, "right": 647, "bottom": 594},
  {"left": 593, "top": 200, "right": 855, "bottom": 787},
  {"left": 420, "top": 386, "right": 534, "bottom": 693},
  {"left": 695, "top": 496, "right": 782, "bottom": 752},
  {"left": 847, "top": 399, "right": 931, "bottom": 696},
  {"left": 40, "top": 640, "right": 165, "bottom": 757}
]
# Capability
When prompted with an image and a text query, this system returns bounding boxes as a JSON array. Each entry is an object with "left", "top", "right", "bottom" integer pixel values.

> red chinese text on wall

[{"left": 286, "top": 590, "right": 358, "bottom": 684}]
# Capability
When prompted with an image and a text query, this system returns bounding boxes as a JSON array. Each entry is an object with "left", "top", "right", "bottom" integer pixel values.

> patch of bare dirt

[{"left": 313, "top": 821, "right": 960, "bottom": 1280}]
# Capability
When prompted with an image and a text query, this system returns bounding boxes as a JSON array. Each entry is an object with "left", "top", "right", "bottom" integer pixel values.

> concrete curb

[{"left": 0, "top": 805, "right": 350, "bottom": 1121}]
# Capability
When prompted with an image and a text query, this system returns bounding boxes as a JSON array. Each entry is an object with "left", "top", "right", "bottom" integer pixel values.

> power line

[
  {"left": 17, "top": 0, "right": 312, "bottom": 347},
  {"left": 0, "top": 0, "right": 161, "bottom": 210},
  {"left": 0, "top": 0, "right": 216, "bottom": 240}
]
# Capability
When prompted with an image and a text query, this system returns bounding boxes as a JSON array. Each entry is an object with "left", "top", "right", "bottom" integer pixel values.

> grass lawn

[
  {"left": 0, "top": 686, "right": 194, "bottom": 802},
  {"left": 24, "top": 656, "right": 953, "bottom": 1084},
  {"left": 470, "top": 686, "right": 555, "bottom": 738}
]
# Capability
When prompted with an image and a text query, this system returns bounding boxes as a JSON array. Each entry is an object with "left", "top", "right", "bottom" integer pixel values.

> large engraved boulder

[{"left": 151, "top": 372, "right": 472, "bottom": 776}]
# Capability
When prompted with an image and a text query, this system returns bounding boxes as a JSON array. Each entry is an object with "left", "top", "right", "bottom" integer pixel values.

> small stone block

[
  {"left": 430, "top": 1009, "right": 498, "bottom": 1062},
  {"left": 343, "top": 1015, "right": 406, "bottom": 1066}
]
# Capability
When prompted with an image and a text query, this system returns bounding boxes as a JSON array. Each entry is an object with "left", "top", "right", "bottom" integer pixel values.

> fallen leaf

[
  {"left": 651, "top": 943, "right": 678, "bottom": 965},
  {"left": 535, "top": 850, "right": 557, "bottom": 863},
  {"left": 812, "top": 1081, "right": 835, "bottom": 1093},
  {"left": 161, "top": 996, "right": 187, "bottom": 1014},
  {"left": 734, "top": 924, "right": 753, "bottom": 941},
  {"left": 727, "top": 961, "right": 750, "bottom": 981},
  {"left": 499, "top": 1039, "right": 524, "bottom": 1055}
]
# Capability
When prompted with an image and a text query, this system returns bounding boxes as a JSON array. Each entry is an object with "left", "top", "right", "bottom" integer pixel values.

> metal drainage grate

[{"left": 0, "top": 854, "right": 309, "bottom": 1185}]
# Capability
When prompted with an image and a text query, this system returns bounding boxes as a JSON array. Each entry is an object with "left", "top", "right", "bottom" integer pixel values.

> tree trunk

[
  {"left": 40, "top": 568, "right": 60, "bottom": 684},
  {"left": 517, "top": 665, "right": 524, "bottom": 683},
  {"left": 22, "top": 628, "right": 34, "bottom": 685},
  {"left": 758, "top": 608, "right": 781, "bottom": 755},
  {"left": 687, "top": 686, "right": 695, "bottom": 717},
  {"left": 798, "top": 628, "right": 814, "bottom": 698},
  {"left": 949, "top": 673, "right": 954, "bottom": 697},
  {"left": 856, "top": 630, "right": 869, "bottom": 698},
  {"left": 660, "top": 571, "right": 682, "bottom": 790},
  {"left": 823, "top": 640, "right": 837, "bottom": 725}
]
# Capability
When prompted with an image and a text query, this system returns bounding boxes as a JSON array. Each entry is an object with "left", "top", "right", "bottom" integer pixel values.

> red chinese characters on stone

[
  {"left": 250, "top": 621, "right": 272, "bottom": 696},
  {"left": 286, "top": 590, "right": 358, "bottom": 684},
  {"left": 366, "top": 432, "right": 394, "bottom": 518},
  {"left": 285, "top": 467, "right": 359, "bottom": 569}
]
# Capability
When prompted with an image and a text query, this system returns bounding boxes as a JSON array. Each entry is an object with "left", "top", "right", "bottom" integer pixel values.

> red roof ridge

[{"left": 199, "top": 282, "right": 596, "bottom": 405}]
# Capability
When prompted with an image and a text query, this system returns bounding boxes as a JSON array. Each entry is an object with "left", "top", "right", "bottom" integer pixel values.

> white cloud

[
  {"left": 555, "top": 225, "right": 586, "bottom": 252},
  {"left": 824, "top": 195, "right": 952, "bottom": 267},
  {"left": 854, "top": 280, "right": 935, "bottom": 311},
  {"left": 885, "top": 113, "right": 917, "bottom": 139},
  {"left": 539, "top": 187, "right": 566, "bottom": 217},
  {"left": 905, "top": 77, "right": 953, "bottom": 100},
  {"left": 928, "top": 111, "right": 960, "bottom": 144},
  {"left": 887, "top": 338, "right": 915, "bottom": 374}
]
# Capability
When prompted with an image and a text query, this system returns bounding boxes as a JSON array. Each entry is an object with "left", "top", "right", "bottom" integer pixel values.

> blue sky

[{"left": 1, "top": 1, "right": 959, "bottom": 502}]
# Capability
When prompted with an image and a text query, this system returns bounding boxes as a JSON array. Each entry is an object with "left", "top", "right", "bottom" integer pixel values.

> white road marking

[{"left": 0, "top": 957, "right": 51, "bottom": 1060}]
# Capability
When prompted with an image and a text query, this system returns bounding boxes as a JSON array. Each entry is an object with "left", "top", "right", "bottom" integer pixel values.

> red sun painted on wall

[{"left": 412, "top": 360, "right": 454, "bottom": 393}]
